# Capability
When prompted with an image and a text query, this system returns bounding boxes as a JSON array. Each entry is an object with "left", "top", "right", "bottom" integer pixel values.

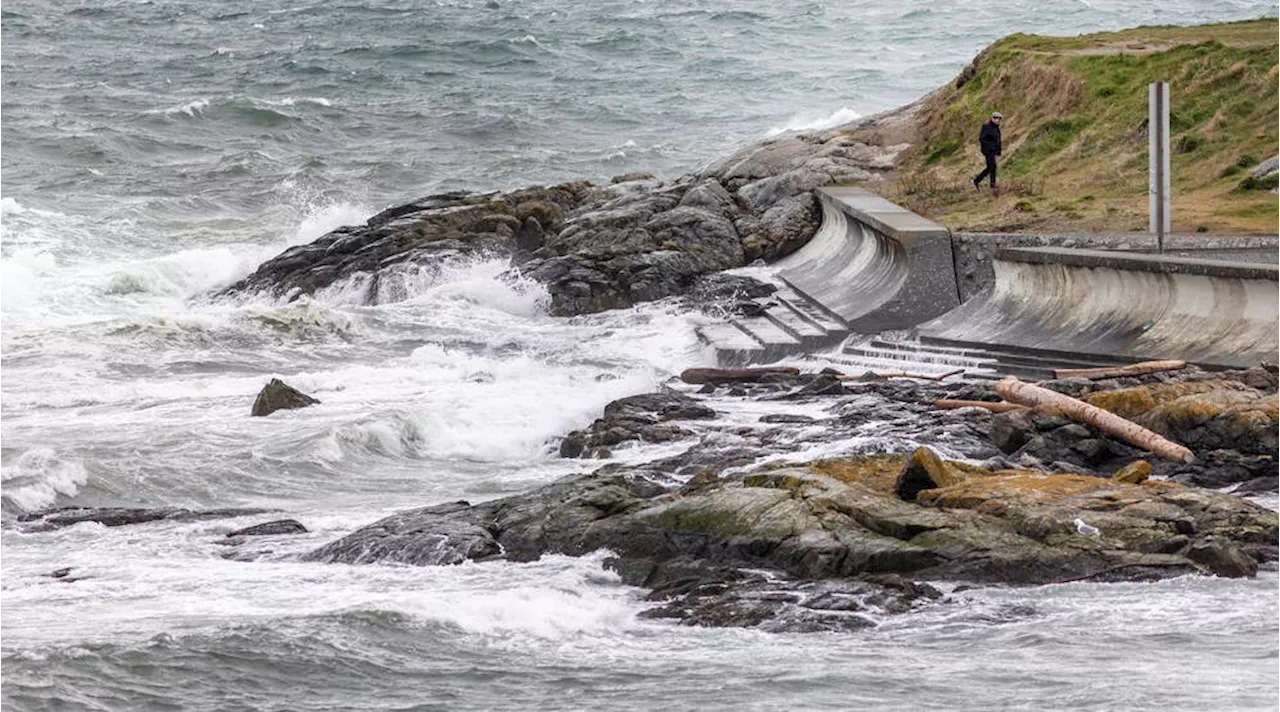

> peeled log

[
  {"left": 995, "top": 377, "right": 1194, "bottom": 464},
  {"left": 680, "top": 367, "right": 801, "bottom": 384},
  {"left": 933, "top": 399, "right": 1026, "bottom": 413},
  {"left": 1052, "top": 360, "right": 1186, "bottom": 380}
]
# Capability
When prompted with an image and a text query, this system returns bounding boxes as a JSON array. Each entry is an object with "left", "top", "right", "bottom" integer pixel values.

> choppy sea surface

[{"left": 2, "top": 1, "right": 1277, "bottom": 709}]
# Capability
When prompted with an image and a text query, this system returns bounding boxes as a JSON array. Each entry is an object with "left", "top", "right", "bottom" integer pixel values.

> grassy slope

[{"left": 854, "top": 18, "right": 1278, "bottom": 233}]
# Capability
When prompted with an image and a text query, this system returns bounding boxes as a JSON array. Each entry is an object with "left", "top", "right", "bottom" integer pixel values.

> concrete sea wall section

[
  {"left": 695, "top": 187, "right": 962, "bottom": 366},
  {"left": 919, "top": 247, "right": 1279, "bottom": 369},
  {"left": 775, "top": 187, "right": 961, "bottom": 333},
  {"left": 696, "top": 187, "right": 1279, "bottom": 371}
]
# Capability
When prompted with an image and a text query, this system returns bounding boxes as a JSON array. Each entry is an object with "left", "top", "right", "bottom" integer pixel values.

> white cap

[{"left": 992, "top": 111, "right": 1003, "bottom": 119}]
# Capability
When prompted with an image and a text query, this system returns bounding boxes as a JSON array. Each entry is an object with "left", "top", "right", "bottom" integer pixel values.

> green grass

[{"left": 879, "top": 18, "right": 1279, "bottom": 233}]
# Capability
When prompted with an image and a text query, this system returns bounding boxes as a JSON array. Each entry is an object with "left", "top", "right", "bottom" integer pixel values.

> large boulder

[{"left": 251, "top": 378, "right": 320, "bottom": 417}]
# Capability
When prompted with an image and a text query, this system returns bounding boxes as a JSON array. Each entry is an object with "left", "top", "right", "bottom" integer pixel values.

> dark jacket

[{"left": 979, "top": 120, "right": 1002, "bottom": 156}]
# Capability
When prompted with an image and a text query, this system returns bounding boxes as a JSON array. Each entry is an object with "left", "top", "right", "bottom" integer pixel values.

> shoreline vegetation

[{"left": 843, "top": 17, "right": 1279, "bottom": 234}]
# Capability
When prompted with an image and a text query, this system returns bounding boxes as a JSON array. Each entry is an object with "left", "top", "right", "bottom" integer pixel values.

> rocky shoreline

[
  {"left": 16, "top": 362, "right": 1276, "bottom": 632},
  {"left": 213, "top": 104, "right": 919, "bottom": 316},
  {"left": 294, "top": 364, "right": 1277, "bottom": 631}
]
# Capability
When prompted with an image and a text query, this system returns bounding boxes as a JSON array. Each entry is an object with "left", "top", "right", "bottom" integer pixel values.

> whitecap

[
  {"left": 766, "top": 105, "right": 863, "bottom": 136},
  {"left": 1, "top": 449, "right": 90, "bottom": 512}
]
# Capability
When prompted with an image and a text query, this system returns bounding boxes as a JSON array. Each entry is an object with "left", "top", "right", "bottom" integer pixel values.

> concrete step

[
  {"left": 819, "top": 352, "right": 999, "bottom": 378},
  {"left": 730, "top": 316, "right": 803, "bottom": 363},
  {"left": 841, "top": 345, "right": 996, "bottom": 370},
  {"left": 864, "top": 338, "right": 995, "bottom": 360},
  {"left": 774, "top": 286, "right": 848, "bottom": 334},
  {"left": 762, "top": 304, "right": 829, "bottom": 348},
  {"left": 695, "top": 323, "right": 766, "bottom": 367}
]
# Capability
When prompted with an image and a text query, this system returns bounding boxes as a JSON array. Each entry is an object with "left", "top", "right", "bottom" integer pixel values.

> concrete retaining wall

[
  {"left": 775, "top": 187, "right": 960, "bottom": 332},
  {"left": 918, "top": 246, "right": 1280, "bottom": 369}
]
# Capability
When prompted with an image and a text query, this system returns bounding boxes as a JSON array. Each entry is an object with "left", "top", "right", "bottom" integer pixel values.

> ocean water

[{"left": 2, "top": 1, "right": 1277, "bottom": 710}]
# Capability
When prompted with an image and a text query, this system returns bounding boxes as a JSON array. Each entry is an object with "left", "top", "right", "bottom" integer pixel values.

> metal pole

[{"left": 1148, "top": 82, "right": 1170, "bottom": 252}]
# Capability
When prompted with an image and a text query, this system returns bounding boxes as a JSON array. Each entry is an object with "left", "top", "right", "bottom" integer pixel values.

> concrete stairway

[
  {"left": 833, "top": 336, "right": 1139, "bottom": 381},
  {"left": 696, "top": 283, "right": 850, "bottom": 367}
]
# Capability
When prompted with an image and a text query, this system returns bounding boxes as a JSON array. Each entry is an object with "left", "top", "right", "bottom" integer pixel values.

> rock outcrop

[
  {"left": 302, "top": 450, "right": 1276, "bottom": 629},
  {"left": 251, "top": 378, "right": 320, "bottom": 417},
  {"left": 14, "top": 506, "right": 279, "bottom": 533},
  {"left": 214, "top": 109, "right": 914, "bottom": 316},
  {"left": 286, "top": 363, "right": 1279, "bottom": 631}
]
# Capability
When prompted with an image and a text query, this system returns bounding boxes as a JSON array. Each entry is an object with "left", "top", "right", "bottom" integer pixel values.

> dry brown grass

[{"left": 865, "top": 19, "right": 1279, "bottom": 234}]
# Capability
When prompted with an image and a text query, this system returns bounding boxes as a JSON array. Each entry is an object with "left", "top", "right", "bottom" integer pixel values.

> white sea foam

[
  {"left": 270, "top": 96, "right": 333, "bottom": 107},
  {"left": 290, "top": 201, "right": 370, "bottom": 246},
  {"left": 766, "top": 106, "right": 863, "bottom": 136},
  {"left": 156, "top": 99, "right": 210, "bottom": 116},
  {"left": 1, "top": 449, "right": 90, "bottom": 512},
  {"left": 1, "top": 196, "right": 28, "bottom": 216}
]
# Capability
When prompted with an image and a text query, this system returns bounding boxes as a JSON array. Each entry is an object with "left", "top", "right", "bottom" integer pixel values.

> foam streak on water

[{"left": 2, "top": 0, "right": 1277, "bottom": 709}]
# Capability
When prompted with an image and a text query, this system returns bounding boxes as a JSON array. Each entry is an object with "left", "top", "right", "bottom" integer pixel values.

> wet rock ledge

[
  {"left": 301, "top": 366, "right": 1278, "bottom": 632},
  {"left": 213, "top": 107, "right": 915, "bottom": 315}
]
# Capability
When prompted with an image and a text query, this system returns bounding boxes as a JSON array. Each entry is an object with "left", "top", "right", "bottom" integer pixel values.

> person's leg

[
  {"left": 985, "top": 153, "right": 998, "bottom": 188},
  {"left": 973, "top": 159, "right": 989, "bottom": 188}
]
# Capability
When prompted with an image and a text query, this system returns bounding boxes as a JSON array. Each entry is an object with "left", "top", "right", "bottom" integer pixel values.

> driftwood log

[
  {"left": 680, "top": 367, "right": 801, "bottom": 385},
  {"left": 995, "top": 377, "right": 1195, "bottom": 464},
  {"left": 1052, "top": 360, "right": 1187, "bottom": 380},
  {"left": 932, "top": 399, "right": 1026, "bottom": 413},
  {"left": 838, "top": 368, "right": 965, "bottom": 382}
]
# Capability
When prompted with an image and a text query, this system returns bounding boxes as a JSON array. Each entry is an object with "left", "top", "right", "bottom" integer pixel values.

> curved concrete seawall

[
  {"left": 776, "top": 187, "right": 961, "bottom": 332},
  {"left": 917, "top": 247, "right": 1280, "bottom": 369},
  {"left": 695, "top": 186, "right": 962, "bottom": 366}
]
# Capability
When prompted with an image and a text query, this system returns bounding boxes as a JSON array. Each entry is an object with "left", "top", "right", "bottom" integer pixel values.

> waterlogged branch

[
  {"left": 1052, "top": 359, "right": 1187, "bottom": 380},
  {"left": 995, "top": 377, "right": 1195, "bottom": 463}
]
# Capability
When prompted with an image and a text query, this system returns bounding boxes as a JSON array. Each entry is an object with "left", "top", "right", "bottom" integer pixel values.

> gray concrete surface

[
  {"left": 918, "top": 248, "right": 1279, "bottom": 369},
  {"left": 776, "top": 187, "right": 960, "bottom": 332}
]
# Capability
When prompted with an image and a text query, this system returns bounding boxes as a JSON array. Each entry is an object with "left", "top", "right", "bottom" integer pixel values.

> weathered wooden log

[
  {"left": 680, "top": 366, "right": 801, "bottom": 385},
  {"left": 838, "top": 368, "right": 965, "bottom": 382},
  {"left": 1052, "top": 359, "right": 1187, "bottom": 380},
  {"left": 995, "top": 377, "right": 1195, "bottom": 463},
  {"left": 932, "top": 399, "right": 1026, "bottom": 413}
]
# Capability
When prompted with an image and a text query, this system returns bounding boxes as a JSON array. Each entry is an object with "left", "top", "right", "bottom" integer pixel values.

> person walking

[{"left": 973, "top": 111, "right": 1002, "bottom": 193}]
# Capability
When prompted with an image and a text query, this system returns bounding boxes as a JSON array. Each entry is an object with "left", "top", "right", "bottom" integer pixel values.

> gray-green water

[{"left": 3, "top": 1, "right": 1277, "bottom": 709}]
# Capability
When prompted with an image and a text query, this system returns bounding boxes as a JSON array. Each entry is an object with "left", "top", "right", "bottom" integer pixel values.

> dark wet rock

[
  {"left": 988, "top": 409, "right": 1140, "bottom": 476},
  {"left": 213, "top": 113, "right": 906, "bottom": 317},
  {"left": 217, "top": 184, "right": 589, "bottom": 305},
  {"left": 759, "top": 413, "right": 816, "bottom": 424},
  {"left": 1186, "top": 536, "right": 1259, "bottom": 578},
  {"left": 304, "top": 500, "right": 502, "bottom": 566},
  {"left": 1160, "top": 450, "right": 1278, "bottom": 490},
  {"left": 638, "top": 568, "right": 937, "bottom": 632},
  {"left": 1232, "top": 476, "right": 1280, "bottom": 494},
  {"left": 559, "top": 392, "right": 716, "bottom": 458},
  {"left": 305, "top": 445, "right": 1277, "bottom": 633},
  {"left": 251, "top": 378, "right": 320, "bottom": 417},
  {"left": 772, "top": 373, "right": 846, "bottom": 399},
  {"left": 15, "top": 506, "right": 278, "bottom": 533},
  {"left": 226, "top": 519, "right": 309, "bottom": 537},
  {"left": 603, "top": 392, "right": 717, "bottom": 422},
  {"left": 894, "top": 446, "right": 965, "bottom": 501},
  {"left": 682, "top": 273, "right": 777, "bottom": 315}
]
